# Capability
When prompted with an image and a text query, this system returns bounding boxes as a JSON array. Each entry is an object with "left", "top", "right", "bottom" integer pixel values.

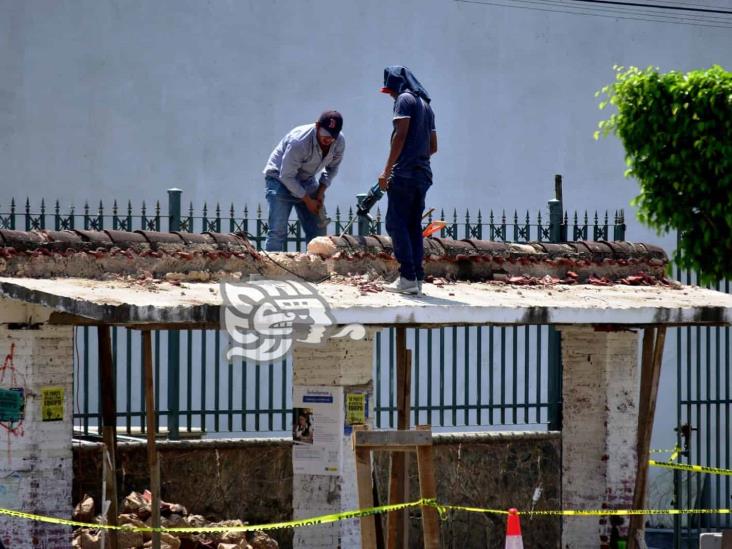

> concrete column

[
  {"left": 291, "top": 331, "right": 375, "bottom": 549},
  {"left": 560, "top": 326, "right": 639, "bottom": 548},
  {"left": 0, "top": 309, "right": 73, "bottom": 547}
]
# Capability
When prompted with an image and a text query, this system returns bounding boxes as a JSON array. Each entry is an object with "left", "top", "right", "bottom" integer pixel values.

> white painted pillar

[
  {"left": 291, "top": 332, "right": 375, "bottom": 549},
  {"left": 560, "top": 326, "right": 639, "bottom": 548},
  {"left": 0, "top": 301, "right": 73, "bottom": 547}
]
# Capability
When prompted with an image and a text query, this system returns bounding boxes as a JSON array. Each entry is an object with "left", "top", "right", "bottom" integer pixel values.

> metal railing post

[
  {"left": 548, "top": 186, "right": 564, "bottom": 431},
  {"left": 167, "top": 188, "right": 182, "bottom": 439}
]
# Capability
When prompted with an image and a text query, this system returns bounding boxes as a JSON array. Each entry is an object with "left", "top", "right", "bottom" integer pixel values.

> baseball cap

[{"left": 317, "top": 110, "right": 343, "bottom": 138}]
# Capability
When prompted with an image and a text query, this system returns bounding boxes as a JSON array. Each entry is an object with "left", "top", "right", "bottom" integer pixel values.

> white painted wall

[{"left": 1, "top": 0, "right": 730, "bottom": 488}]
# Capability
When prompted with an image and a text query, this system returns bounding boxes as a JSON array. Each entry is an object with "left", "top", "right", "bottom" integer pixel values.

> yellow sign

[
  {"left": 40, "top": 387, "right": 64, "bottom": 422},
  {"left": 345, "top": 393, "right": 366, "bottom": 425}
]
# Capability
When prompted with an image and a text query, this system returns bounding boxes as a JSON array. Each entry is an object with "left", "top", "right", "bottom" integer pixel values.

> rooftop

[{"left": 1, "top": 276, "right": 730, "bottom": 328}]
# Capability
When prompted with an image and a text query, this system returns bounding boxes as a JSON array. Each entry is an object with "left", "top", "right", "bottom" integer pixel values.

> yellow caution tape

[
  {"left": 0, "top": 499, "right": 433, "bottom": 534},
  {"left": 649, "top": 460, "right": 732, "bottom": 476},
  {"left": 2, "top": 498, "right": 731, "bottom": 533},
  {"left": 521, "top": 508, "right": 730, "bottom": 517}
]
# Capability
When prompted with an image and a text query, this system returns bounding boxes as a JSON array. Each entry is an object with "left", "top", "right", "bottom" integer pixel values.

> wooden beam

[
  {"left": 388, "top": 328, "right": 411, "bottom": 549},
  {"left": 97, "top": 325, "right": 118, "bottom": 549},
  {"left": 354, "top": 430, "right": 431, "bottom": 448},
  {"left": 142, "top": 330, "right": 161, "bottom": 549},
  {"left": 628, "top": 327, "right": 666, "bottom": 549},
  {"left": 415, "top": 425, "right": 440, "bottom": 549}
]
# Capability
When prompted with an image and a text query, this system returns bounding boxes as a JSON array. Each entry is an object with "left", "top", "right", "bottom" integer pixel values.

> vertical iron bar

[
  {"left": 255, "top": 352, "right": 261, "bottom": 431},
  {"left": 281, "top": 357, "right": 287, "bottom": 431},
  {"left": 83, "top": 326, "right": 89, "bottom": 433},
  {"left": 155, "top": 331, "right": 160, "bottom": 433},
  {"left": 186, "top": 331, "right": 192, "bottom": 432},
  {"left": 415, "top": 329, "right": 421, "bottom": 425},
  {"left": 126, "top": 329, "right": 132, "bottom": 434},
  {"left": 200, "top": 332, "right": 207, "bottom": 432},
  {"left": 376, "top": 331, "right": 382, "bottom": 428},
  {"left": 452, "top": 326, "right": 457, "bottom": 426},
  {"left": 489, "top": 327, "right": 494, "bottom": 425},
  {"left": 268, "top": 360, "right": 274, "bottom": 431},
  {"left": 512, "top": 326, "right": 518, "bottom": 424},
  {"left": 500, "top": 327, "right": 506, "bottom": 425},
  {"left": 228, "top": 353, "right": 234, "bottom": 431},
  {"left": 463, "top": 327, "right": 469, "bottom": 425},
  {"left": 427, "top": 329, "right": 433, "bottom": 425},
  {"left": 536, "top": 326, "right": 542, "bottom": 423},
  {"left": 439, "top": 327, "right": 445, "bottom": 426},
  {"left": 524, "top": 325, "right": 530, "bottom": 423},
  {"left": 214, "top": 331, "right": 220, "bottom": 432},
  {"left": 477, "top": 326, "right": 482, "bottom": 425},
  {"left": 242, "top": 356, "right": 248, "bottom": 431}
]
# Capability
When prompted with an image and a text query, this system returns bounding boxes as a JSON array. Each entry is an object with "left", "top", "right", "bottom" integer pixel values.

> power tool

[{"left": 339, "top": 182, "right": 384, "bottom": 236}]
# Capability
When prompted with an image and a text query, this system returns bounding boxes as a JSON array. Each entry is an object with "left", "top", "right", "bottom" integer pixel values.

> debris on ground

[{"left": 71, "top": 492, "right": 278, "bottom": 549}]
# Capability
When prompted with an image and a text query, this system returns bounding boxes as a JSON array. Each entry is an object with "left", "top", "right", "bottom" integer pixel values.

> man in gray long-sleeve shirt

[{"left": 263, "top": 111, "right": 345, "bottom": 251}]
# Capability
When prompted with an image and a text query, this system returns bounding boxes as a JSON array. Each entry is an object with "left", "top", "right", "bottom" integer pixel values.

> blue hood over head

[{"left": 383, "top": 66, "right": 431, "bottom": 103}]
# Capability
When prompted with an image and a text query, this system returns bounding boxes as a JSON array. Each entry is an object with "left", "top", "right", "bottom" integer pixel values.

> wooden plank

[
  {"left": 353, "top": 425, "right": 378, "bottom": 549},
  {"left": 416, "top": 425, "right": 440, "bottom": 549},
  {"left": 629, "top": 327, "right": 666, "bottom": 549},
  {"left": 354, "top": 430, "right": 431, "bottom": 448},
  {"left": 388, "top": 330, "right": 411, "bottom": 549},
  {"left": 98, "top": 325, "right": 119, "bottom": 549},
  {"left": 142, "top": 330, "right": 161, "bottom": 549}
]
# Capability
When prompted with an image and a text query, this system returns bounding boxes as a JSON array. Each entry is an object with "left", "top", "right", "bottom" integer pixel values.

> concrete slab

[{"left": 0, "top": 277, "right": 731, "bottom": 327}]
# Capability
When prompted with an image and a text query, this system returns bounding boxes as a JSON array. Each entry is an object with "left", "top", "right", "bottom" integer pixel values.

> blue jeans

[
  {"left": 264, "top": 177, "right": 326, "bottom": 251},
  {"left": 385, "top": 172, "right": 431, "bottom": 281}
]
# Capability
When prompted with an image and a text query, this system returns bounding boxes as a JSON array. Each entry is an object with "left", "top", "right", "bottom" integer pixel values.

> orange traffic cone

[{"left": 505, "top": 508, "right": 524, "bottom": 549}]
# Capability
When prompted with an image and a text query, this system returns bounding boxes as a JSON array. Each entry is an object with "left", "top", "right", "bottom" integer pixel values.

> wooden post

[
  {"left": 388, "top": 328, "right": 411, "bottom": 549},
  {"left": 415, "top": 425, "right": 440, "bottom": 549},
  {"left": 142, "top": 330, "right": 161, "bottom": 549},
  {"left": 98, "top": 325, "right": 118, "bottom": 549},
  {"left": 628, "top": 327, "right": 666, "bottom": 549},
  {"left": 353, "top": 425, "right": 378, "bottom": 549}
]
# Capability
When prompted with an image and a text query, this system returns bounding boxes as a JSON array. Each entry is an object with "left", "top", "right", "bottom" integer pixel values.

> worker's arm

[
  {"left": 429, "top": 104, "right": 437, "bottom": 155},
  {"left": 318, "top": 136, "right": 346, "bottom": 201},
  {"left": 379, "top": 117, "right": 410, "bottom": 190},
  {"left": 279, "top": 141, "right": 319, "bottom": 213}
]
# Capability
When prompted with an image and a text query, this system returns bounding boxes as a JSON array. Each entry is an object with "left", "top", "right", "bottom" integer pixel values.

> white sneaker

[
  {"left": 384, "top": 277, "right": 419, "bottom": 295},
  {"left": 417, "top": 280, "right": 423, "bottom": 295}
]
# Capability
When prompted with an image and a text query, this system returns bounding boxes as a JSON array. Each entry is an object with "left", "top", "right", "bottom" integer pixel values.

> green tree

[{"left": 597, "top": 65, "right": 732, "bottom": 283}]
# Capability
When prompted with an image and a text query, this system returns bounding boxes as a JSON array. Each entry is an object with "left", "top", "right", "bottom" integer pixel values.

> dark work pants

[{"left": 385, "top": 172, "right": 431, "bottom": 281}]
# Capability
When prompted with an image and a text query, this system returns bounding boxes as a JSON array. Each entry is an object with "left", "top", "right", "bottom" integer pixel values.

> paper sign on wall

[
  {"left": 41, "top": 386, "right": 64, "bottom": 422},
  {"left": 292, "top": 386, "right": 343, "bottom": 476}
]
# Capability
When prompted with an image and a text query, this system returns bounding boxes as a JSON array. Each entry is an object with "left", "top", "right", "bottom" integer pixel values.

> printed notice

[
  {"left": 292, "top": 386, "right": 343, "bottom": 476},
  {"left": 344, "top": 391, "right": 368, "bottom": 436},
  {"left": 41, "top": 386, "right": 64, "bottom": 422}
]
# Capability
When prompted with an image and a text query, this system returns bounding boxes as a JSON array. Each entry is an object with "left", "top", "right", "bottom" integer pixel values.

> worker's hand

[
  {"left": 378, "top": 173, "right": 389, "bottom": 191},
  {"left": 302, "top": 195, "right": 321, "bottom": 215}
]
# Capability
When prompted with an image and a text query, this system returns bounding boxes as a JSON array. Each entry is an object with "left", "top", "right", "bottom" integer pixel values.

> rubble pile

[{"left": 71, "top": 492, "right": 278, "bottom": 549}]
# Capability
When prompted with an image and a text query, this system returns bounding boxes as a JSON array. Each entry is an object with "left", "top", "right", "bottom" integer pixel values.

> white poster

[{"left": 292, "top": 386, "right": 343, "bottom": 476}]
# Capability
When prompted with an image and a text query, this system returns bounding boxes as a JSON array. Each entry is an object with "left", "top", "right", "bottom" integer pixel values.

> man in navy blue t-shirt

[{"left": 378, "top": 66, "right": 438, "bottom": 295}]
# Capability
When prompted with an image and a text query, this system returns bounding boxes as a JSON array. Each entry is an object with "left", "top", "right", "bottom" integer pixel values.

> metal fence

[
  {"left": 673, "top": 256, "right": 731, "bottom": 548},
  {"left": 1, "top": 189, "right": 627, "bottom": 438}
]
